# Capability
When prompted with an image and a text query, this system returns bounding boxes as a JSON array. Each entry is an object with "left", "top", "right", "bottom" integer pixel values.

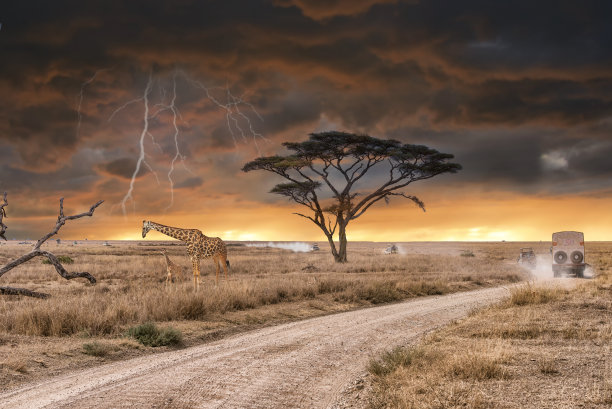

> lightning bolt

[
  {"left": 76, "top": 69, "right": 109, "bottom": 138},
  {"left": 179, "top": 70, "right": 267, "bottom": 153},
  {"left": 98, "top": 68, "right": 264, "bottom": 216},
  {"left": 151, "top": 70, "right": 190, "bottom": 211},
  {"left": 118, "top": 71, "right": 155, "bottom": 216}
]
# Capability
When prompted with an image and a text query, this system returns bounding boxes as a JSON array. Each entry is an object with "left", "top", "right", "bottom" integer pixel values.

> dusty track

[{"left": 1, "top": 286, "right": 512, "bottom": 409}]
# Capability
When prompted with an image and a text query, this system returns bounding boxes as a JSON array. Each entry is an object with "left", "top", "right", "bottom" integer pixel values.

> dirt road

[{"left": 1, "top": 286, "right": 513, "bottom": 408}]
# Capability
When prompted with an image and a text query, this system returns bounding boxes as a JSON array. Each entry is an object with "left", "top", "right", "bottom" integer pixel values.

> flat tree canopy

[{"left": 242, "top": 131, "right": 461, "bottom": 262}]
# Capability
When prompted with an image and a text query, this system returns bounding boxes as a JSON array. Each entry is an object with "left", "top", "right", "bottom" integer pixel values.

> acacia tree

[{"left": 242, "top": 131, "right": 461, "bottom": 262}]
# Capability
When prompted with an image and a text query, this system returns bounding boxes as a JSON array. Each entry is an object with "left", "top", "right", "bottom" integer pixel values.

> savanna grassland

[
  {"left": 0, "top": 240, "right": 529, "bottom": 389},
  {"left": 367, "top": 242, "right": 611, "bottom": 408}
]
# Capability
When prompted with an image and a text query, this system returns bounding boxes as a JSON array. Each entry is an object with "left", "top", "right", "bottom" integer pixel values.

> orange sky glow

[{"left": 9, "top": 191, "right": 611, "bottom": 242}]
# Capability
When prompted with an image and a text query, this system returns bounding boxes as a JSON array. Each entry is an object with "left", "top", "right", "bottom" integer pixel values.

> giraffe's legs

[
  {"left": 191, "top": 257, "right": 201, "bottom": 291},
  {"left": 213, "top": 255, "right": 220, "bottom": 286},
  {"left": 220, "top": 253, "right": 229, "bottom": 281}
]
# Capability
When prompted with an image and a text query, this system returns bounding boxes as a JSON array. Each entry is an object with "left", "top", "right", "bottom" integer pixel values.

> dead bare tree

[
  {"left": 0, "top": 192, "right": 7, "bottom": 240},
  {"left": 0, "top": 197, "right": 103, "bottom": 298}
]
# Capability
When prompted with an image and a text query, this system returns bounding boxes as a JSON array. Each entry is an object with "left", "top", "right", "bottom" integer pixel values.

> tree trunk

[
  {"left": 325, "top": 234, "right": 340, "bottom": 261},
  {"left": 334, "top": 224, "right": 348, "bottom": 263}
]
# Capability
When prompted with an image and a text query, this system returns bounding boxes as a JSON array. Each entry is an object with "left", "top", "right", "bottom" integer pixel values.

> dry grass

[
  {"left": 0, "top": 241, "right": 526, "bottom": 338},
  {"left": 508, "top": 283, "right": 566, "bottom": 305},
  {"left": 367, "top": 242, "right": 612, "bottom": 408},
  {"left": 0, "top": 240, "right": 528, "bottom": 389}
]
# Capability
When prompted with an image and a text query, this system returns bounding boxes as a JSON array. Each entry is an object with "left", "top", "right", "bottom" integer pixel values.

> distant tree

[{"left": 242, "top": 131, "right": 461, "bottom": 262}]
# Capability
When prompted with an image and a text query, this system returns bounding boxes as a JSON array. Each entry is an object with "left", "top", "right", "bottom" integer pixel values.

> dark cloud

[
  {"left": 1, "top": 102, "right": 79, "bottom": 170},
  {"left": 429, "top": 78, "right": 612, "bottom": 126},
  {"left": 273, "top": 0, "right": 402, "bottom": 20},
  {"left": 98, "top": 158, "right": 149, "bottom": 179},
  {"left": 1, "top": 0, "right": 612, "bottom": 228}
]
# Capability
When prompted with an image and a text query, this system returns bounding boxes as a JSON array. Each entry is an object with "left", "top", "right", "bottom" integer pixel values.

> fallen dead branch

[
  {"left": 0, "top": 286, "right": 50, "bottom": 299},
  {"left": 0, "top": 197, "right": 103, "bottom": 298}
]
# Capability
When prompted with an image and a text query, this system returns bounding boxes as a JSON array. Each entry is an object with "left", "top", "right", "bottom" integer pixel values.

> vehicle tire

[
  {"left": 554, "top": 251, "right": 567, "bottom": 264},
  {"left": 570, "top": 251, "right": 583, "bottom": 264}
]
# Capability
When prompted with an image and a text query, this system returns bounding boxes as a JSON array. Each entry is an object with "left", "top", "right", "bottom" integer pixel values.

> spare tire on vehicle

[
  {"left": 570, "top": 251, "right": 583, "bottom": 264},
  {"left": 554, "top": 251, "right": 567, "bottom": 264}
]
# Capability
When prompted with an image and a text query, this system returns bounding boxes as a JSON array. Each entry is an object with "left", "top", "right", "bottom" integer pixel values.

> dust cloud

[
  {"left": 522, "top": 254, "right": 595, "bottom": 280},
  {"left": 246, "top": 242, "right": 313, "bottom": 252},
  {"left": 583, "top": 264, "right": 595, "bottom": 279},
  {"left": 520, "top": 254, "right": 554, "bottom": 280}
]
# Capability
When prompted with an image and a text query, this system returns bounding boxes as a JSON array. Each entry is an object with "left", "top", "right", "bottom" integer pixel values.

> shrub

[
  {"left": 460, "top": 250, "right": 475, "bottom": 257},
  {"left": 82, "top": 341, "right": 111, "bottom": 357},
  {"left": 126, "top": 322, "right": 183, "bottom": 347}
]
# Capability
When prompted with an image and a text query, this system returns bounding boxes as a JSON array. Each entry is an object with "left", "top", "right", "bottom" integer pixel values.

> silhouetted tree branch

[{"left": 0, "top": 197, "right": 104, "bottom": 298}]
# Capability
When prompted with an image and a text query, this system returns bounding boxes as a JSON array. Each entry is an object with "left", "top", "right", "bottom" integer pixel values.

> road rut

[{"left": 1, "top": 286, "right": 512, "bottom": 409}]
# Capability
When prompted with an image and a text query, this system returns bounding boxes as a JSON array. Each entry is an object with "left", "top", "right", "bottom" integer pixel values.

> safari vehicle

[
  {"left": 552, "top": 231, "right": 585, "bottom": 278},
  {"left": 517, "top": 247, "right": 536, "bottom": 269},
  {"left": 384, "top": 244, "right": 398, "bottom": 254}
]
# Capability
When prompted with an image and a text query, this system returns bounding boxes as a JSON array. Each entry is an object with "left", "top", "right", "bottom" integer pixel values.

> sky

[{"left": 1, "top": 0, "right": 612, "bottom": 242}]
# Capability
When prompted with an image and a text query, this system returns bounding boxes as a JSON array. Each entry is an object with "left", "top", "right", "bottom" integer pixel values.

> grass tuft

[
  {"left": 368, "top": 346, "right": 423, "bottom": 377},
  {"left": 538, "top": 358, "right": 559, "bottom": 375},
  {"left": 82, "top": 341, "right": 112, "bottom": 357},
  {"left": 125, "top": 322, "right": 183, "bottom": 347},
  {"left": 509, "top": 284, "right": 564, "bottom": 306},
  {"left": 450, "top": 353, "right": 509, "bottom": 380}
]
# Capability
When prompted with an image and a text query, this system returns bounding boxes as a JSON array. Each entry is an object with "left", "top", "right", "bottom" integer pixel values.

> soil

[{"left": 0, "top": 286, "right": 511, "bottom": 408}]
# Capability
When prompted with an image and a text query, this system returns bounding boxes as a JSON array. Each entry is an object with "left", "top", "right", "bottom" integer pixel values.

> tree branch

[
  {"left": 34, "top": 198, "right": 104, "bottom": 251},
  {"left": 0, "top": 198, "right": 103, "bottom": 297},
  {"left": 293, "top": 212, "right": 318, "bottom": 225},
  {"left": 352, "top": 192, "right": 425, "bottom": 220},
  {"left": 0, "top": 286, "right": 50, "bottom": 299}
]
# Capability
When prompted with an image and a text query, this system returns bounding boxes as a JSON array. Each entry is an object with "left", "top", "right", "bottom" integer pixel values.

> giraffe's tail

[{"left": 226, "top": 260, "right": 230, "bottom": 269}]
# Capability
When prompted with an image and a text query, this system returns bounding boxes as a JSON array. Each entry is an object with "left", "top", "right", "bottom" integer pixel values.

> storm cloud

[{"left": 1, "top": 0, "right": 611, "bottom": 239}]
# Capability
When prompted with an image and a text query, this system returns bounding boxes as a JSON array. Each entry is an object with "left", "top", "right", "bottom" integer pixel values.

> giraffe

[
  {"left": 142, "top": 220, "right": 229, "bottom": 290},
  {"left": 160, "top": 250, "right": 184, "bottom": 288}
]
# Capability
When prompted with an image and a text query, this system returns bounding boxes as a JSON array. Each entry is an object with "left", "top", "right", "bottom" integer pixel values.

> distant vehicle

[
  {"left": 552, "top": 231, "right": 585, "bottom": 278},
  {"left": 517, "top": 248, "right": 536, "bottom": 269},
  {"left": 311, "top": 243, "right": 319, "bottom": 251},
  {"left": 384, "top": 244, "right": 398, "bottom": 255}
]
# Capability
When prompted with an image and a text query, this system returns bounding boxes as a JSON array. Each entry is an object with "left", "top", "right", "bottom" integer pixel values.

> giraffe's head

[{"left": 142, "top": 220, "right": 153, "bottom": 238}]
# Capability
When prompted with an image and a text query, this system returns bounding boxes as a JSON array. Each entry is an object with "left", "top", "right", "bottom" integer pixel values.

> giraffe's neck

[
  {"left": 163, "top": 253, "right": 172, "bottom": 265},
  {"left": 150, "top": 222, "right": 191, "bottom": 242}
]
